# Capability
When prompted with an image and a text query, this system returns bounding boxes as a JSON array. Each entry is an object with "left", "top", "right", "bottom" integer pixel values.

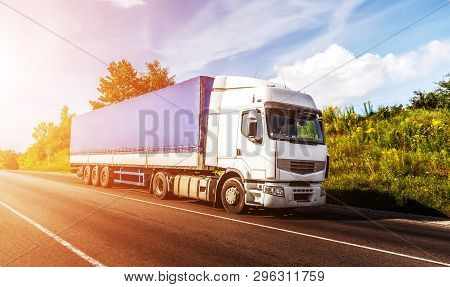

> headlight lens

[{"left": 264, "top": 186, "right": 285, "bottom": 197}]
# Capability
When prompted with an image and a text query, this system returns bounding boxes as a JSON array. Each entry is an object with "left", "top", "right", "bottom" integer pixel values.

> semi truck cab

[{"left": 205, "top": 76, "right": 328, "bottom": 212}]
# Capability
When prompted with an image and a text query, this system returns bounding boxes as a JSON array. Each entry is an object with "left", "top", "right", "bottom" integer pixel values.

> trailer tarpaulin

[{"left": 70, "top": 76, "right": 214, "bottom": 155}]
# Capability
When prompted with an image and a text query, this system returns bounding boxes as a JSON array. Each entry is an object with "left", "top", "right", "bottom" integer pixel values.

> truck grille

[
  {"left": 293, "top": 193, "right": 311, "bottom": 201},
  {"left": 293, "top": 188, "right": 314, "bottom": 193},
  {"left": 277, "top": 159, "right": 326, "bottom": 175}
]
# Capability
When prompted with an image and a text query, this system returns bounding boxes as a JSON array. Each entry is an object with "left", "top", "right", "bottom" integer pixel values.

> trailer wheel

[
  {"left": 83, "top": 165, "right": 92, "bottom": 185},
  {"left": 221, "top": 177, "right": 247, "bottom": 214},
  {"left": 91, "top": 165, "right": 100, "bottom": 186},
  {"left": 152, "top": 172, "right": 170, "bottom": 200},
  {"left": 100, "top": 166, "right": 113, "bottom": 188}
]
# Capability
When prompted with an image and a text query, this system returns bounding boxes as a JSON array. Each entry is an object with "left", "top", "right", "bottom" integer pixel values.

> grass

[{"left": 323, "top": 107, "right": 449, "bottom": 217}]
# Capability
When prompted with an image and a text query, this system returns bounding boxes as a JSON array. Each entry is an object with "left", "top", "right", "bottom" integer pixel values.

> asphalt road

[{"left": 0, "top": 170, "right": 449, "bottom": 267}]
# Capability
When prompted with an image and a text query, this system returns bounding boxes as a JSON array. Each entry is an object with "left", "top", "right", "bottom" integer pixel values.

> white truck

[{"left": 70, "top": 76, "right": 329, "bottom": 213}]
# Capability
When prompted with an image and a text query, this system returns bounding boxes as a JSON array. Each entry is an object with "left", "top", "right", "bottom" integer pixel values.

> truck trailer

[{"left": 70, "top": 76, "right": 329, "bottom": 213}]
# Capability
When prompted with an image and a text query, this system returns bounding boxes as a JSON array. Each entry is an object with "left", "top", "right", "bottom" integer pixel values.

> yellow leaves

[
  {"left": 431, "top": 119, "right": 441, "bottom": 126},
  {"left": 366, "top": 127, "right": 376, "bottom": 134}
]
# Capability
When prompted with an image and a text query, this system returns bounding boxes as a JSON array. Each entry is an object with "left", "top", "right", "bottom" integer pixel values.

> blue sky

[
  {"left": 167, "top": 0, "right": 449, "bottom": 109},
  {"left": 0, "top": 0, "right": 449, "bottom": 151}
]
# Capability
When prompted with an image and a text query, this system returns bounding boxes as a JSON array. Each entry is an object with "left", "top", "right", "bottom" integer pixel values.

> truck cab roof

[
  {"left": 213, "top": 75, "right": 285, "bottom": 90},
  {"left": 212, "top": 76, "right": 318, "bottom": 112}
]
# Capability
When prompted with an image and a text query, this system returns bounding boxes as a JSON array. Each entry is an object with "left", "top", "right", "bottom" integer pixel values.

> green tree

[
  {"left": 89, "top": 59, "right": 175, "bottom": 110},
  {"left": 48, "top": 106, "right": 74, "bottom": 152},
  {"left": 19, "top": 106, "right": 75, "bottom": 171}
]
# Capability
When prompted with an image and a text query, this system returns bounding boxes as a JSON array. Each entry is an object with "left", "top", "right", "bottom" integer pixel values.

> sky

[{"left": 0, "top": 0, "right": 449, "bottom": 152}]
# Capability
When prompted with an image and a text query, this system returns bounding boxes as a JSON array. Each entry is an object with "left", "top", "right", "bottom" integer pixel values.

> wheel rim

[
  {"left": 221, "top": 179, "right": 246, "bottom": 214},
  {"left": 225, "top": 186, "right": 238, "bottom": 205}
]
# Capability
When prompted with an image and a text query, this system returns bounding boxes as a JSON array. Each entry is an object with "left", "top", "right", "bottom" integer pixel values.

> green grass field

[{"left": 324, "top": 106, "right": 449, "bottom": 217}]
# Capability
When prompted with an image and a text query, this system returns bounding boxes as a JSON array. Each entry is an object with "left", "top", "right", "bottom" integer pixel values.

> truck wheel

[
  {"left": 221, "top": 178, "right": 247, "bottom": 214},
  {"left": 100, "top": 166, "right": 113, "bottom": 188},
  {"left": 83, "top": 165, "right": 92, "bottom": 185},
  {"left": 91, "top": 165, "right": 100, "bottom": 186},
  {"left": 153, "top": 172, "right": 170, "bottom": 200}
]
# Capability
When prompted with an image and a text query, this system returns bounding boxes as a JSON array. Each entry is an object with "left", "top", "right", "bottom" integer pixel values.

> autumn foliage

[{"left": 89, "top": 60, "right": 175, "bottom": 109}]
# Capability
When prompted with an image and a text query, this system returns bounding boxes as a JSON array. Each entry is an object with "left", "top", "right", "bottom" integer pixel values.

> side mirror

[
  {"left": 244, "top": 109, "right": 261, "bottom": 143},
  {"left": 248, "top": 121, "right": 257, "bottom": 138},
  {"left": 247, "top": 110, "right": 257, "bottom": 122}
]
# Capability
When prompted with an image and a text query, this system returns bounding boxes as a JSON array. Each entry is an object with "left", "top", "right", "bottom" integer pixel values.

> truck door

[{"left": 236, "top": 109, "right": 266, "bottom": 180}]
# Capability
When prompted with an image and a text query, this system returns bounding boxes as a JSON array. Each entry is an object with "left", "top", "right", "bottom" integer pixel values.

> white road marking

[
  {"left": 0, "top": 199, "right": 105, "bottom": 267},
  {"left": 51, "top": 181, "right": 450, "bottom": 267}
]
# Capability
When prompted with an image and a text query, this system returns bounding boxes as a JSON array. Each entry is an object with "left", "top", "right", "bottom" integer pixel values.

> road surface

[{"left": 0, "top": 170, "right": 448, "bottom": 267}]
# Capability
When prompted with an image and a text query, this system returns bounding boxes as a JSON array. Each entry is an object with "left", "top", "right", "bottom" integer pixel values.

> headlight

[
  {"left": 264, "top": 186, "right": 285, "bottom": 197},
  {"left": 320, "top": 186, "right": 326, "bottom": 196}
]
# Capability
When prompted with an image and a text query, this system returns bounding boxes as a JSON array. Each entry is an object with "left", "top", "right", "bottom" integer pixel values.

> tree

[
  {"left": 49, "top": 106, "right": 74, "bottom": 151},
  {"left": 32, "top": 122, "right": 53, "bottom": 142},
  {"left": 89, "top": 59, "right": 176, "bottom": 110},
  {"left": 18, "top": 106, "right": 75, "bottom": 171},
  {"left": 410, "top": 74, "right": 449, "bottom": 110},
  {"left": 0, "top": 150, "right": 19, "bottom": 170},
  {"left": 141, "top": 60, "right": 176, "bottom": 92}
]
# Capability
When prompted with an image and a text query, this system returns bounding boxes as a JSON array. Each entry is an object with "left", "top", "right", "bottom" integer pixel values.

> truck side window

[{"left": 241, "top": 110, "right": 263, "bottom": 141}]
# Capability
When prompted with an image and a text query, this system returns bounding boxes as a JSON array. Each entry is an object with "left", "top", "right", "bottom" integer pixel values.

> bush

[
  {"left": 410, "top": 74, "right": 449, "bottom": 109},
  {"left": 0, "top": 150, "right": 19, "bottom": 170}
]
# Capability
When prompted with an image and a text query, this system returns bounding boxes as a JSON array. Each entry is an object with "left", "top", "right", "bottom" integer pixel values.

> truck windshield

[{"left": 267, "top": 108, "right": 324, "bottom": 144}]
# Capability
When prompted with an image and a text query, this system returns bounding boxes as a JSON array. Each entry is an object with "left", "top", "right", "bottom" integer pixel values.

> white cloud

[
  {"left": 270, "top": 40, "right": 450, "bottom": 107},
  {"left": 382, "top": 40, "right": 450, "bottom": 81},
  {"left": 95, "top": 0, "right": 146, "bottom": 9},
  {"left": 273, "top": 0, "right": 406, "bottom": 66},
  {"left": 154, "top": 0, "right": 361, "bottom": 76}
]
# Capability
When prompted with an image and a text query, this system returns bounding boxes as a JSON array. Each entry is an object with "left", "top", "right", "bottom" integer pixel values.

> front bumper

[{"left": 245, "top": 182, "right": 326, "bottom": 208}]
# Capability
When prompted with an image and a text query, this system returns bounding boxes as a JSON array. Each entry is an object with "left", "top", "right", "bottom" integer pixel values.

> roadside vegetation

[
  {"left": 17, "top": 106, "right": 74, "bottom": 172},
  {"left": 0, "top": 150, "right": 19, "bottom": 170},
  {"left": 0, "top": 63, "right": 447, "bottom": 216},
  {"left": 324, "top": 74, "right": 449, "bottom": 217}
]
